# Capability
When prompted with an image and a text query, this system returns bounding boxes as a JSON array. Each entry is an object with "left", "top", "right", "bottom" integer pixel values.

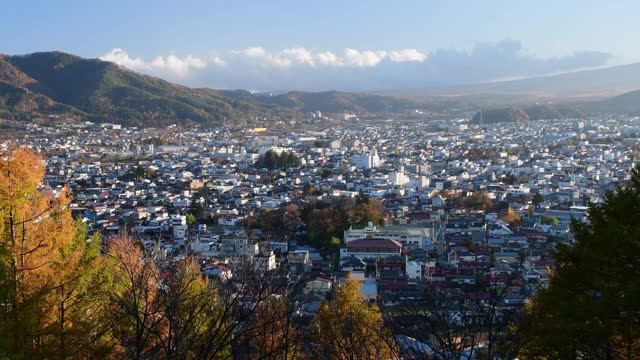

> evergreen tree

[{"left": 521, "top": 168, "right": 640, "bottom": 359}]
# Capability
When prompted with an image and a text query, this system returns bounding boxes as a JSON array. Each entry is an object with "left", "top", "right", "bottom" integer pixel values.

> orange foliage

[{"left": 0, "top": 146, "right": 89, "bottom": 358}]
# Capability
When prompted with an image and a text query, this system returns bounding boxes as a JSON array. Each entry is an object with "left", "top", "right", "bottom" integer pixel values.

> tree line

[
  {"left": 255, "top": 150, "right": 301, "bottom": 170},
  {"left": 243, "top": 195, "right": 385, "bottom": 253}
]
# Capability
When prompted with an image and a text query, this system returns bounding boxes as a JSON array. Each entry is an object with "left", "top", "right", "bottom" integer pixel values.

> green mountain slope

[
  {"left": 0, "top": 51, "right": 426, "bottom": 126},
  {"left": 0, "top": 80, "right": 78, "bottom": 113},
  {"left": 2, "top": 51, "right": 295, "bottom": 126}
]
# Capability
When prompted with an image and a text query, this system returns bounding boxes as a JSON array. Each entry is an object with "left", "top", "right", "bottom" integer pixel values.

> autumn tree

[
  {"left": 502, "top": 207, "right": 522, "bottom": 228},
  {"left": 352, "top": 196, "right": 385, "bottom": 227},
  {"left": 313, "top": 280, "right": 396, "bottom": 359},
  {"left": 261, "top": 204, "right": 304, "bottom": 242},
  {"left": 244, "top": 296, "right": 304, "bottom": 360},
  {"left": 106, "top": 236, "right": 165, "bottom": 359},
  {"left": 303, "top": 196, "right": 385, "bottom": 252},
  {"left": 155, "top": 257, "right": 233, "bottom": 360},
  {"left": 282, "top": 204, "right": 302, "bottom": 233},
  {"left": 0, "top": 146, "right": 107, "bottom": 359},
  {"left": 186, "top": 213, "right": 196, "bottom": 228},
  {"left": 259, "top": 208, "right": 288, "bottom": 238},
  {"left": 463, "top": 192, "right": 494, "bottom": 211},
  {"left": 45, "top": 221, "right": 113, "bottom": 359}
]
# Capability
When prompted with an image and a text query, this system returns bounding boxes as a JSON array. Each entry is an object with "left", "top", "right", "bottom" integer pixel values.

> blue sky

[{"left": 2, "top": 0, "right": 638, "bottom": 90}]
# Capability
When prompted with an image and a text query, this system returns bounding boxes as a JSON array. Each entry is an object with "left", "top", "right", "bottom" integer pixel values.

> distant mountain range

[
  {"left": 427, "top": 62, "right": 640, "bottom": 97},
  {"left": 1, "top": 51, "right": 640, "bottom": 127}
]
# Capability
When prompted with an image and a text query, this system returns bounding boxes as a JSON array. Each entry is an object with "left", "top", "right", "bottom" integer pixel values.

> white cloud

[
  {"left": 281, "top": 47, "right": 316, "bottom": 66},
  {"left": 100, "top": 48, "right": 207, "bottom": 77},
  {"left": 229, "top": 47, "right": 427, "bottom": 68},
  {"left": 210, "top": 55, "right": 226, "bottom": 67},
  {"left": 150, "top": 54, "right": 206, "bottom": 76},
  {"left": 233, "top": 47, "right": 317, "bottom": 67},
  {"left": 98, "top": 41, "right": 610, "bottom": 91},
  {"left": 344, "top": 48, "right": 388, "bottom": 67},
  {"left": 101, "top": 47, "right": 429, "bottom": 77},
  {"left": 99, "top": 48, "right": 147, "bottom": 71},
  {"left": 315, "top": 51, "right": 343, "bottom": 66},
  {"left": 388, "top": 48, "right": 428, "bottom": 62},
  {"left": 234, "top": 47, "right": 292, "bottom": 68}
]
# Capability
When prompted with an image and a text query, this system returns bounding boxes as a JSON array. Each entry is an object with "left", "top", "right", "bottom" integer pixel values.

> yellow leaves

[
  {"left": 0, "top": 146, "right": 45, "bottom": 208},
  {"left": 502, "top": 207, "right": 522, "bottom": 225},
  {"left": 333, "top": 279, "right": 363, "bottom": 315},
  {"left": 0, "top": 146, "right": 101, "bottom": 358},
  {"left": 0, "top": 147, "right": 77, "bottom": 295},
  {"left": 315, "top": 280, "right": 395, "bottom": 360}
]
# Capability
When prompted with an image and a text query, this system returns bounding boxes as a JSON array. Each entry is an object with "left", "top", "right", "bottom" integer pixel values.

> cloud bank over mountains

[
  {"left": 100, "top": 40, "right": 610, "bottom": 91},
  {"left": 100, "top": 48, "right": 208, "bottom": 77}
]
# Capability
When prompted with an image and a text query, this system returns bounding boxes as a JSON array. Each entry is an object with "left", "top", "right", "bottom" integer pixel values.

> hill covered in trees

[
  {"left": 470, "top": 104, "right": 584, "bottom": 124},
  {"left": 0, "top": 51, "right": 426, "bottom": 126},
  {"left": 0, "top": 52, "right": 300, "bottom": 126},
  {"left": 584, "top": 89, "right": 640, "bottom": 114}
]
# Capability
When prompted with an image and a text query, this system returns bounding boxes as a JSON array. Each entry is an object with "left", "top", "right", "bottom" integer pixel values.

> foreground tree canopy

[
  {"left": 314, "top": 280, "right": 395, "bottom": 359},
  {"left": 0, "top": 147, "right": 106, "bottom": 359},
  {"left": 521, "top": 168, "right": 640, "bottom": 359}
]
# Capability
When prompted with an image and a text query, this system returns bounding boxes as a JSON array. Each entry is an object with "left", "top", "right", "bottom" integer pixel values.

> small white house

[{"left": 406, "top": 261, "right": 422, "bottom": 280}]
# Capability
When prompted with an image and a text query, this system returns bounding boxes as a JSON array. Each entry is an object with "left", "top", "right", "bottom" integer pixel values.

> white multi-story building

[
  {"left": 392, "top": 168, "right": 410, "bottom": 186},
  {"left": 352, "top": 149, "right": 380, "bottom": 169},
  {"left": 418, "top": 176, "right": 430, "bottom": 191},
  {"left": 340, "top": 238, "right": 403, "bottom": 260}
]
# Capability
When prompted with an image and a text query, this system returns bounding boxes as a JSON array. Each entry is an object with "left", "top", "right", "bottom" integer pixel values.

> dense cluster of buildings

[{"left": 4, "top": 113, "right": 639, "bottom": 320}]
